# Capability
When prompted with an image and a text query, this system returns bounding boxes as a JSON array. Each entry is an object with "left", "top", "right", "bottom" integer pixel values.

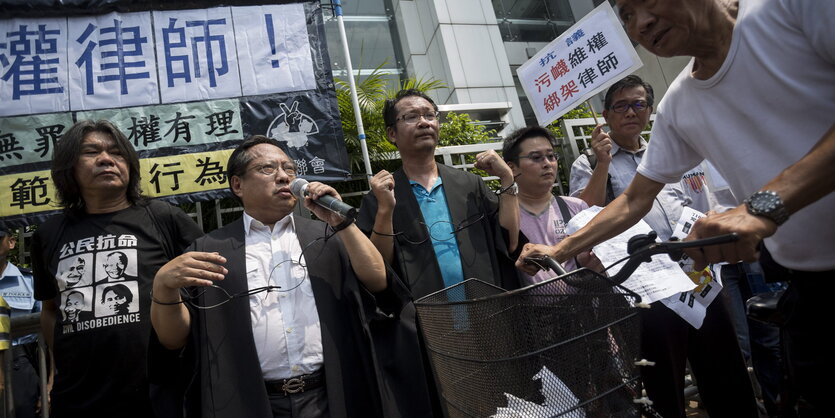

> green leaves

[{"left": 337, "top": 67, "right": 494, "bottom": 174}]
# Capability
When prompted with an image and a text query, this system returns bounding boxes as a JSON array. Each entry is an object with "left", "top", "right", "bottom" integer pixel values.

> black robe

[
  {"left": 357, "top": 163, "right": 523, "bottom": 299},
  {"left": 149, "top": 216, "right": 422, "bottom": 418},
  {"left": 357, "top": 164, "right": 525, "bottom": 417}
]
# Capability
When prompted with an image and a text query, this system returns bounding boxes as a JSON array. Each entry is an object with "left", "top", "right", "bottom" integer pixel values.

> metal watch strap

[
  {"left": 744, "top": 190, "right": 789, "bottom": 226},
  {"left": 497, "top": 182, "right": 518, "bottom": 196}
]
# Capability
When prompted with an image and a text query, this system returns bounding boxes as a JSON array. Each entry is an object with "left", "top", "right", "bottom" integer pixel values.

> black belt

[{"left": 265, "top": 369, "right": 325, "bottom": 396}]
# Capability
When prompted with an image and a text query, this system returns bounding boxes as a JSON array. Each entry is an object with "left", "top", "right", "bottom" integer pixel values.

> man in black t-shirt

[{"left": 31, "top": 120, "right": 203, "bottom": 418}]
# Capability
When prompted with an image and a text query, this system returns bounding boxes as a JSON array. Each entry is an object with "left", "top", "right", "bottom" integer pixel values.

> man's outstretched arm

[
  {"left": 517, "top": 174, "right": 664, "bottom": 275},
  {"left": 687, "top": 123, "right": 835, "bottom": 269}
]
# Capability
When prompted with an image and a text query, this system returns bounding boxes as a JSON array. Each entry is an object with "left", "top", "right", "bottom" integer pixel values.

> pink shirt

[{"left": 519, "top": 196, "right": 588, "bottom": 285}]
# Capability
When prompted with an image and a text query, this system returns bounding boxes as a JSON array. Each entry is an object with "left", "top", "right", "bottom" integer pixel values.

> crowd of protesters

[{"left": 0, "top": 0, "right": 832, "bottom": 417}]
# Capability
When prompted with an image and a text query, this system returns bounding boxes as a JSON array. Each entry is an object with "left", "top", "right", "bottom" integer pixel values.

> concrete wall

[
  {"left": 391, "top": 0, "right": 526, "bottom": 132},
  {"left": 390, "top": 0, "right": 689, "bottom": 130}
]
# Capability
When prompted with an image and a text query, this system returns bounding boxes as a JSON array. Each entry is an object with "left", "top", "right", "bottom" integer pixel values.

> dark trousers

[
  {"left": 11, "top": 343, "right": 40, "bottom": 418},
  {"left": 268, "top": 385, "right": 329, "bottom": 418},
  {"left": 775, "top": 277, "right": 832, "bottom": 416},
  {"left": 639, "top": 292, "right": 758, "bottom": 418},
  {"left": 759, "top": 246, "right": 834, "bottom": 416},
  {"left": 722, "top": 263, "right": 784, "bottom": 416}
]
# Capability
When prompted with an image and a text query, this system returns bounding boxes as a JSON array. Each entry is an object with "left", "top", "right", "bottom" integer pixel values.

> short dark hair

[
  {"left": 101, "top": 283, "right": 133, "bottom": 304},
  {"left": 603, "top": 75, "right": 655, "bottom": 110},
  {"left": 383, "top": 89, "right": 438, "bottom": 128},
  {"left": 52, "top": 120, "right": 143, "bottom": 215},
  {"left": 226, "top": 135, "right": 288, "bottom": 199},
  {"left": 502, "top": 126, "right": 558, "bottom": 162}
]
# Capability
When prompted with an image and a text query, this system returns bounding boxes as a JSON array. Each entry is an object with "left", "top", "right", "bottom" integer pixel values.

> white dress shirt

[{"left": 243, "top": 212, "right": 323, "bottom": 380}]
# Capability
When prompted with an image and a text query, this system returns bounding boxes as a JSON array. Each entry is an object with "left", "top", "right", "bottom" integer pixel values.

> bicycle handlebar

[
  {"left": 609, "top": 232, "right": 739, "bottom": 284},
  {"left": 524, "top": 232, "right": 740, "bottom": 286},
  {"left": 525, "top": 255, "right": 568, "bottom": 276}
]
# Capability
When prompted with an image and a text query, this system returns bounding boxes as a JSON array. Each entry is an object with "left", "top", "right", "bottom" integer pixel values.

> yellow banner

[
  {"left": 0, "top": 149, "right": 232, "bottom": 218},
  {"left": 0, "top": 170, "right": 59, "bottom": 217},
  {"left": 138, "top": 149, "right": 232, "bottom": 198}
]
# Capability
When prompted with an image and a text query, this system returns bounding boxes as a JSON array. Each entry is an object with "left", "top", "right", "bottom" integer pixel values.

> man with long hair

[{"left": 31, "top": 120, "right": 203, "bottom": 418}]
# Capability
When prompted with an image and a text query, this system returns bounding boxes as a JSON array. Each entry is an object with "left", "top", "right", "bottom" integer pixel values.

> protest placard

[{"left": 517, "top": 2, "right": 642, "bottom": 126}]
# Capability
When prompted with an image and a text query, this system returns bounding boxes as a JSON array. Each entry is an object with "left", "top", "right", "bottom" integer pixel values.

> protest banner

[
  {"left": 0, "top": 0, "right": 348, "bottom": 227},
  {"left": 516, "top": 1, "right": 642, "bottom": 126}
]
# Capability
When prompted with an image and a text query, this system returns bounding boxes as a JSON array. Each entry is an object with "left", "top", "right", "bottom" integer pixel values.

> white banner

[
  {"left": 0, "top": 18, "right": 70, "bottom": 115},
  {"left": 0, "top": 4, "right": 318, "bottom": 116},
  {"left": 68, "top": 12, "right": 159, "bottom": 111},
  {"left": 516, "top": 2, "right": 642, "bottom": 126},
  {"left": 153, "top": 7, "right": 241, "bottom": 103},
  {"left": 233, "top": 4, "right": 315, "bottom": 96}
]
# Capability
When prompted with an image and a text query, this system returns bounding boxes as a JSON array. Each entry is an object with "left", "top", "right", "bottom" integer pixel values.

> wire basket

[{"left": 414, "top": 269, "right": 643, "bottom": 418}]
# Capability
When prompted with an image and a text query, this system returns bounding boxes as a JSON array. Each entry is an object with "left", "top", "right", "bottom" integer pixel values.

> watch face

[
  {"left": 755, "top": 194, "right": 778, "bottom": 211},
  {"left": 760, "top": 194, "right": 780, "bottom": 212},
  {"left": 746, "top": 191, "right": 788, "bottom": 225}
]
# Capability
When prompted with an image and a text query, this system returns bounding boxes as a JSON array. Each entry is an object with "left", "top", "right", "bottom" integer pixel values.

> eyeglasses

[
  {"left": 251, "top": 163, "right": 297, "bottom": 177},
  {"left": 375, "top": 212, "right": 486, "bottom": 245},
  {"left": 396, "top": 112, "right": 440, "bottom": 125},
  {"left": 610, "top": 100, "right": 649, "bottom": 113},
  {"left": 518, "top": 152, "right": 558, "bottom": 163},
  {"left": 155, "top": 223, "right": 352, "bottom": 310}
]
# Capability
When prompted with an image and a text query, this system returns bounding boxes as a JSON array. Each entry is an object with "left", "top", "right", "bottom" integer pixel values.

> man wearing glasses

[
  {"left": 357, "top": 89, "right": 523, "bottom": 417},
  {"left": 501, "top": 126, "right": 598, "bottom": 285},
  {"left": 357, "top": 89, "right": 523, "bottom": 300},
  {"left": 150, "top": 136, "right": 413, "bottom": 418}
]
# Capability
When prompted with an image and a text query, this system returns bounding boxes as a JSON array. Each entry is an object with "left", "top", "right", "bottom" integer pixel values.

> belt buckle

[{"left": 282, "top": 377, "right": 305, "bottom": 394}]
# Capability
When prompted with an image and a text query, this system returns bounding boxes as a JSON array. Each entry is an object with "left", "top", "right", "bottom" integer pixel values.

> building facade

[{"left": 324, "top": 0, "right": 689, "bottom": 134}]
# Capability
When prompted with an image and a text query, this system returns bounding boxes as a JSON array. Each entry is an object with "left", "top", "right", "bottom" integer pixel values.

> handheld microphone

[{"left": 290, "top": 178, "right": 358, "bottom": 220}]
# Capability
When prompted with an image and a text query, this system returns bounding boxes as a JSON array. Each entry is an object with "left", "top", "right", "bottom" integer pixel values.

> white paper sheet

[{"left": 565, "top": 206, "right": 695, "bottom": 304}]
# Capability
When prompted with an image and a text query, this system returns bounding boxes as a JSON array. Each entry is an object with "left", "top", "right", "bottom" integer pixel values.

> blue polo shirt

[{"left": 410, "top": 178, "right": 465, "bottom": 288}]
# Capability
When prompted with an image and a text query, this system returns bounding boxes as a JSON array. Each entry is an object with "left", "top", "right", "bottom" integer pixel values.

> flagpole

[
  {"left": 586, "top": 99, "right": 600, "bottom": 125},
  {"left": 333, "top": 0, "right": 373, "bottom": 180}
]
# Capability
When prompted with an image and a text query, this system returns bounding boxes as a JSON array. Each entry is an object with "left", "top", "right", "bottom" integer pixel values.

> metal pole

[
  {"left": 38, "top": 337, "right": 48, "bottom": 418},
  {"left": 333, "top": 0, "right": 374, "bottom": 180},
  {"left": 585, "top": 99, "right": 600, "bottom": 125}
]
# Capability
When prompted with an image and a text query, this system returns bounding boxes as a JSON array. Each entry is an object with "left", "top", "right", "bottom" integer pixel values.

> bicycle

[{"left": 414, "top": 232, "right": 738, "bottom": 418}]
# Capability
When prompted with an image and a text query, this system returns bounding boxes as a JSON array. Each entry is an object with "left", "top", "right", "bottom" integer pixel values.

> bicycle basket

[{"left": 414, "top": 269, "right": 643, "bottom": 418}]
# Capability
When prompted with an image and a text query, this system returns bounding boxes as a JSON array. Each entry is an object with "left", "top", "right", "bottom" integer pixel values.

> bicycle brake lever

[
  {"left": 610, "top": 233, "right": 740, "bottom": 285},
  {"left": 626, "top": 232, "right": 658, "bottom": 262},
  {"left": 524, "top": 255, "right": 568, "bottom": 276}
]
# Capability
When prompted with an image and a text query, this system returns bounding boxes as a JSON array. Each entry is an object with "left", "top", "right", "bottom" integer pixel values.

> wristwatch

[
  {"left": 744, "top": 190, "right": 789, "bottom": 226},
  {"left": 499, "top": 182, "right": 518, "bottom": 196}
]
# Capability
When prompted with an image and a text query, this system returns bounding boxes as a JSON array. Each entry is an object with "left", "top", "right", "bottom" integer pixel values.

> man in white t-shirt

[
  {"left": 569, "top": 76, "right": 756, "bottom": 417},
  {"left": 517, "top": 0, "right": 835, "bottom": 413}
]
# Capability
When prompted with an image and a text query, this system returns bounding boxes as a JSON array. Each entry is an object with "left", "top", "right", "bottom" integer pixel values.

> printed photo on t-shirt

[
  {"left": 96, "top": 249, "right": 138, "bottom": 283},
  {"left": 61, "top": 287, "right": 92, "bottom": 323},
  {"left": 57, "top": 253, "right": 94, "bottom": 290},
  {"left": 54, "top": 233, "right": 143, "bottom": 334},
  {"left": 95, "top": 281, "right": 139, "bottom": 317}
]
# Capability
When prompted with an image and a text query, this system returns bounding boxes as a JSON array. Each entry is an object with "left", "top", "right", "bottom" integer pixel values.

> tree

[{"left": 335, "top": 65, "right": 496, "bottom": 176}]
